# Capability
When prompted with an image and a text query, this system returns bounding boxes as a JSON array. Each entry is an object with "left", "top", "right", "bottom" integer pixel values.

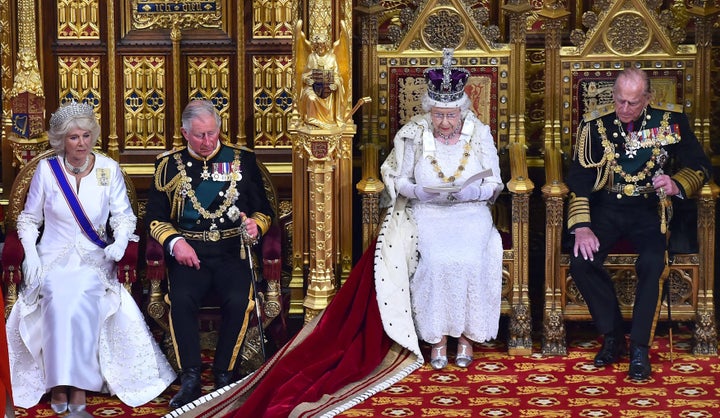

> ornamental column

[{"left": 290, "top": 3, "right": 368, "bottom": 323}]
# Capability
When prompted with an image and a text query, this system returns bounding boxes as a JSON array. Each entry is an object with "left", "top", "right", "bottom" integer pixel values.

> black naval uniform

[
  {"left": 146, "top": 143, "right": 273, "bottom": 377},
  {"left": 566, "top": 103, "right": 711, "bottom": 349}
]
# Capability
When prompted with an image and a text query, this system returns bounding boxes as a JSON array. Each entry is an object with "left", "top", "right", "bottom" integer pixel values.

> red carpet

[{"left": 12, "top": 325, "right": 719, "bottom": 417}]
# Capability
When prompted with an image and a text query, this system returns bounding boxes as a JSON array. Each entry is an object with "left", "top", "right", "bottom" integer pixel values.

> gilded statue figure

[{"left": 294, "top": 20, "right": 351, "bottom": 129}]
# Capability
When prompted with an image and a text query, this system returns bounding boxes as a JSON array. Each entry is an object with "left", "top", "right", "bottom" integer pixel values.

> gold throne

[
  {"left": 541, "top": 1, "right": 718, "bottom": 355},
  {"left": 357, "top": 0, "right": 535, "bottom": 355}
]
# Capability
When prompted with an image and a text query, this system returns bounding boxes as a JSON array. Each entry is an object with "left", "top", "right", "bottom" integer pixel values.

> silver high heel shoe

[
  {"left": 456, "top": 338, "right": 474, "bottom": 368},
  {"left": 430, "top": 342, "right": 448, "bottom": 370},
  {"left": 50, "top": 402, "right": 68, "bottom": 414},
  {"left": 68, "top": 403, "right": 86, "bottom": 413}
]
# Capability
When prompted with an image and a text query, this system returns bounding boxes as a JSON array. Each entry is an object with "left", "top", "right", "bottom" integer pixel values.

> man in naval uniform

[
  {"left": 145, "top": 100, "right": 273, "bottom": 408},
  {"left": 567, "top": 68, "right": 711, "bottom": 380}
]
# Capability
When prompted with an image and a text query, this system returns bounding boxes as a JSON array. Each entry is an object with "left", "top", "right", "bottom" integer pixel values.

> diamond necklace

[
  {"left": 64, "top": 155, "right": 90, "bottom": 174},
  {"left": 434, "top": 124, "right": 461, "bottom": 145}
]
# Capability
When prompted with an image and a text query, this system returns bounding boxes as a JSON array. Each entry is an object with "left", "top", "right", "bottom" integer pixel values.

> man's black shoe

[
  {"left": 628, "top": 344, "right": 651, "bottom": 380},
  {"left": 213, "top": 368, "right": 235, "bottom": 390},
  {"left": 169, "top": 366, "right": 202, "bottom": 409},
  {"left": 593, "top": 332, "right": 627, "bottom": 367}
]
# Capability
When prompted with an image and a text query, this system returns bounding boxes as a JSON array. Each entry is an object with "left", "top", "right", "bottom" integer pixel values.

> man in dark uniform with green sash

[
  {"left": 567, "top": 68, "right": 710, "bottom": 381},
  {"left": 145, "top": 100, "right": 273, "bottom": 408}
]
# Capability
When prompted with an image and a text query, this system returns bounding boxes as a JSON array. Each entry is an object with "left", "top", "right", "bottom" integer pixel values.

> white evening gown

[
  {"left": 6, "top": 154, "right": 176, "bottom": 409},
  {"left": 399, "top": 115, "right": 504, "bottom": 345}
]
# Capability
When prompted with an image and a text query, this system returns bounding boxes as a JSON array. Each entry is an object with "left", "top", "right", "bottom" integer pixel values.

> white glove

[
  {"left": 452, "top": 184, "right": 495, "bottom": 202},
  {"left": 22, "top": 249, "right": 42, "bottom": 288},
  {"left": 413, "top": 185, "right": 439, "bottom": 202},
  {"left": 104, "top": 235, "right": 129, "bottom": 262},
  {"left": 18, "top": 232, "right": 42, "bottom": 286}
]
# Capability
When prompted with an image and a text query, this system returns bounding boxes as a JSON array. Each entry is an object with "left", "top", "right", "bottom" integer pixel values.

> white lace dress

[
  {"left": 386, "top": 112, "right": 504, "bottom": 345},
  {"left": 6, "top": 154, "right": 176, "bottom": 408}
]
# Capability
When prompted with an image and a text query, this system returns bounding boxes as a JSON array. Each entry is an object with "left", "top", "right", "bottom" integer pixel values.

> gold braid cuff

[
  {"left": 567, "top": 194, "right": 591, "bottom": 230},
  {"left": 672, "top": 167, "right": 705, "bottom": 197},
  {"left": 251, "top": 212, "right": 272, "bottom": 236},
  {"left": 149, "top": 220, "right": 180, "bottom": 247}
]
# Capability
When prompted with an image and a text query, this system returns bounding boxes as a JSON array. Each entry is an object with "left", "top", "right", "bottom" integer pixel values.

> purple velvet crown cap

[{"left": 423, "top": 49, "right": 470, "bottom": 103}]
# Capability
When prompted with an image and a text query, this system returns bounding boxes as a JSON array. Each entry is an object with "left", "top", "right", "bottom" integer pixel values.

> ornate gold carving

[
  {"left": 10, "top": 0, "right": 44, "bottom": 97},
  {"left": 186, "top": 55, "right": 230, "bottom": 142},
  {"left": 252, "top": 0, "right": 293, "bottom": 39},
  {"left": 57, "top": 56, "right": 102, "bottom": 114},
  {"left": 292, "top": 19, "right": 353, "bottom": 130},
  {"left": 253, "top": 55, "right": 294, "bottom": 148},
  {"left": 422, "top": 8, "right": 464, "bottom": 50},
  {"left": 605, "top": 12, "right": 650, "bottom": 56},
  {"left": 307, "top": 0, "right": 332, "bottom": 41},
  {"left": 123, "top": 56, "right": 167, "bottom": 148},
  {"left": 542, "top": 309, "right": 567, "bottom": 356},
  {"left": 508, "top": 303, "right": 532, "bottom": 356},
  {"left": 131, "top": 0, "right": 223, "bottom": 30},
  {"left": 57, "top": 0, "right": 100, "bottom": 39}
]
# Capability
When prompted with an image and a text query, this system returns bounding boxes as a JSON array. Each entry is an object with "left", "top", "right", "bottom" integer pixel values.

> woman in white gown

[
  {"left": 5, "top": 102, "right": 175, "bottom": 413},
  {"left": 381, "top": 49, "right": 504, "bottom": 370}
]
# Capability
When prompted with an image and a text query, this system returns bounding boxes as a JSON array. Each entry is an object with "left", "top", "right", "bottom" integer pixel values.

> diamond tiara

[{"left": 49, "top": 101, "right": 95, "bottom": 130}]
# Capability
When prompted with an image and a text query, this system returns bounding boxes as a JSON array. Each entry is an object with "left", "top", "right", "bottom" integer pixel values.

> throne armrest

[
  {"left": 261, "top": 223, "right": 281, "bottom": 280},
  {"left": 2, "top": 230, "right": 24, "bottom": 285},
  {"left": 145, "top": 236, "right": 166, "bottom": 282}
]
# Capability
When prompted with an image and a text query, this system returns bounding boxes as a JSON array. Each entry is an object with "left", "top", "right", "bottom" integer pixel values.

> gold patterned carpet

[{"left": 12, "top": 324, "right": 720, "bottom": 417}]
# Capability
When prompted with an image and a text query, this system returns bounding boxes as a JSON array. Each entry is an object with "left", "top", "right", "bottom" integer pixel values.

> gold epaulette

[
  {"left": 224, "top": 141, "right": 254, "bottom": 153},
  {"left": 155, "top": 146, "right": 186, "bottom": 160},
  {"left": 582, "top": 103, "right": 615, "bottom": 122},
  {"left": 651, "top": 102, "right": 684, "bottom": 113}
]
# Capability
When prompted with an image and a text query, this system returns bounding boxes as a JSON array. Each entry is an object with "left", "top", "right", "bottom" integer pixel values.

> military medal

[
  {"left": 227, "top": 206, "right": 240, "bottom": 222},
  {"left": 201, "top": 160, "right": 211, "bottom": 180},
  {"left": 625, "top": 132, "right": 640, "bottom": 158},
  {"left": 212, "top": 162, "right": 233, "bottom": 181}
]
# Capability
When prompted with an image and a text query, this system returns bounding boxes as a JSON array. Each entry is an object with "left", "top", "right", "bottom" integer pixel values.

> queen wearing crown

[
  {"left": 5, "top": 102, "right": 175, "bottom": 413},
  {"left": 379, "top": 48, "right": 504, "bottom": 369}
]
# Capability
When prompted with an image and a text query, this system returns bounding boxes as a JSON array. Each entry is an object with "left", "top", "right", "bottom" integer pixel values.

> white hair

[{"left": 421, "top": 93, "right": 471, "bottom": 113}]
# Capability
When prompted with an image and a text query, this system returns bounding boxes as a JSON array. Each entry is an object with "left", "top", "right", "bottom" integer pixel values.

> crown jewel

[
  {"left": 423, "top": 48, "right": 470, "bottom": 104},
  {"left": 49, "top": 101, "right": 95, "bottom": 130}
]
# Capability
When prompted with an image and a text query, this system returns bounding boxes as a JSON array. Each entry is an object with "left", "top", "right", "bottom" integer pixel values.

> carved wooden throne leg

[
  {"left": 692, "top": 309, "right": 718, "bottom": 355},
  {"left": 542, "top": 309, "right": 567, "bottom": 356}
]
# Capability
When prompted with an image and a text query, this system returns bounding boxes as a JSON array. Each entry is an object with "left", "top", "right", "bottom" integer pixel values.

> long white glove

[
  {"left": 21, "top": 247, "right": 42, "bottom": 288},
  {"left": 104, "top": 234, "right": 129, "bottom": 262},
  {"left": 19, "top": 234, "right": 42, "bottom": 303},
  {"left": 452, "top": 183, "right": 495, "bottom": 202}
]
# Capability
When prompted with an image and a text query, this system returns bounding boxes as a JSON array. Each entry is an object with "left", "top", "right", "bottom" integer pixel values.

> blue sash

[{"left": 47, "top": 156, "right": 108, "bottom": 249}]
